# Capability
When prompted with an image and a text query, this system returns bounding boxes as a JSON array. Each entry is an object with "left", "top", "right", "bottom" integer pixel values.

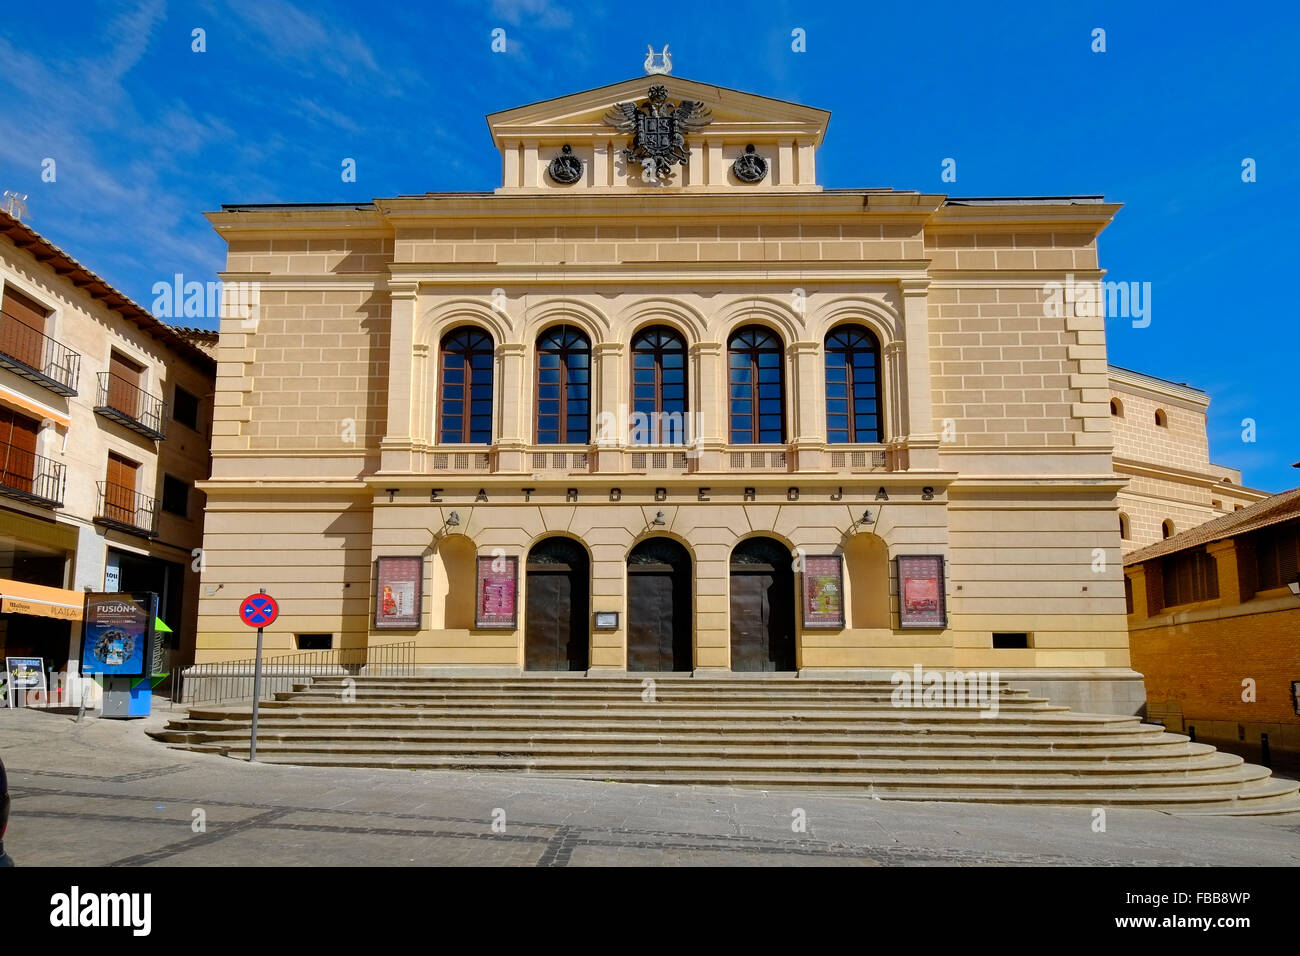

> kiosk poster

[
  {"left": 5, "top": 657, "right": 46, "bottom": 708},
  {"left": 801, "top": 555, "right": 845, "bottom": 628},
  {"left": 375, "top": 556, "right": 423, "bottom": 629},
  {"left": 898, "top": 555, "right": 947, "bottom": 628},
  {"left": 80, "top": 592, "right": 155, "bottom": 675},
  {"left": 475, "top": 555, "right": 518, "bottom": 628}
]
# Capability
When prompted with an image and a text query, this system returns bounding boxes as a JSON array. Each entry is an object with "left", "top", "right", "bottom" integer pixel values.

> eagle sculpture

[{"left": 603, "top": 85, "right": 713, "bottom": 183}]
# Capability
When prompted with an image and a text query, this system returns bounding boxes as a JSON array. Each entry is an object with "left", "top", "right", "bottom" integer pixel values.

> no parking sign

[{"left": 237, "top": 590, "right": 278, "bottom": 762}]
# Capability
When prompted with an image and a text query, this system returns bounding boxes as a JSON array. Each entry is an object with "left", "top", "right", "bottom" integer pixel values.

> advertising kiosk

[{"left": 79, "top": 592, "right": 159, "bottom": 719}]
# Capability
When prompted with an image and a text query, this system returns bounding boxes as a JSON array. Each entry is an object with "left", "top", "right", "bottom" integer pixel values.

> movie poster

[
  {"left": 80, "top": 592, "right": 154, "bottom": 675},
  {"left": 375, "top": 556, "right": 423, "bottom": 629},
  {"left": 801, "top": 555, "right": 845, "bottom": 628},
  {"left": 898, "top": 555, "right": 947, "bottom": 628},
  {"left": 476, "top": 555, "right": 517, "bottom": 628}
]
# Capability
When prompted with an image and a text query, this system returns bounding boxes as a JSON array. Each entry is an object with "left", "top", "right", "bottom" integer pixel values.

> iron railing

[
  {"left": 0, "top": 309, "right": 80, "bottom": 395},
  {"left": 0, "top": 439, "right": 65, "bottom": 507},
  {"left": 171, "top": 641, "right": 417, "bottom": 705},
  {"left": 94, "top": 371, "right": 166, "bottom": 440},
  {"left": 94, "top": 481, "right": 159, "bottom": 537}
]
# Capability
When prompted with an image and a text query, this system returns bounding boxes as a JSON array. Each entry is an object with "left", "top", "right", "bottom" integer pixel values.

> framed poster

[
  {"left": 801, "top": 555, "right": 845, "bottom": 629},
  {"left": 476, "top": 555, "right": 518, "bottom": 629},
  {"left": 375, "top": 556, "right": 423, "bottom": 629},
  {"left": 5, "top": 657, "right": 46, "bottom": 708},
  {"left": 897, "top": 555, "right": 947, "bottom": 628},
  {"left": 79, "top": 592, "right": 156, "bottom": 675}
]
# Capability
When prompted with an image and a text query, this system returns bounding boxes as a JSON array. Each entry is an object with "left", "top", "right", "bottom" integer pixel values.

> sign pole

[{"left": 249, "top": 589, "right": 266, "bottom": 762}]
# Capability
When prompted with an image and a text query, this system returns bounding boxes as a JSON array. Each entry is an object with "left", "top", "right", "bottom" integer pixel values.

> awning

[
  {"left": 0, "top": 578, "right": 83, "bottom": 621},
  {"left": 0, "top": 386, "right": 70, "bottom": 429}
]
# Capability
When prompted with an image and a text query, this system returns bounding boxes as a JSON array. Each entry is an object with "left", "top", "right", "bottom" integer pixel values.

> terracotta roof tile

[{"left": 1125, "top": 486, "right": 1300, "bottom": 565}]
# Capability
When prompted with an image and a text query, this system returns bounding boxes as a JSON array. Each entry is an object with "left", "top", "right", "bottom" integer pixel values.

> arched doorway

[
  {"left": 729, "top": 537, "right": 796, "bottom": 672},
  {"left": 525, "top": 537, "right": 589, "bottom": 671},
  {"left": 626, "top": 537, "right": 692, "bottom": 671}
]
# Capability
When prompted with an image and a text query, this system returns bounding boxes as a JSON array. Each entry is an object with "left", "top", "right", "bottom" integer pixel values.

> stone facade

[{"left": 195, "top": 76, "right": 1142, "bottom": 711}]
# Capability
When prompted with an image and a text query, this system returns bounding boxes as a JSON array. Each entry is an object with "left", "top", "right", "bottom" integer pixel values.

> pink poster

[
  {"left": 898, "top": 555, "right": 947, "bottom": 628},
  {"left": 476, "top": 555, "right": 518, "bottom": 628}
]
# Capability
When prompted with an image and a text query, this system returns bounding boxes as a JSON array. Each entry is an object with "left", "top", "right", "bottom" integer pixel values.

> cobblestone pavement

[{"left": 4, "top": 704, "right": 1299, "bottom": 867}]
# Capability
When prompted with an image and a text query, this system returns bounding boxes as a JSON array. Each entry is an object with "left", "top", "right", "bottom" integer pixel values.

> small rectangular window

[
  {"left": 173, "top": 386, "right": 199, "bottom": 430},
  {"left": 296, "top": 634, "right": 333, "bottom": 650},
  {"left": 992, "top": 632, "right": 1030, "bottom": 649},
  {"left": 161, "top": 475, "right": 189, "bottom": 517}
]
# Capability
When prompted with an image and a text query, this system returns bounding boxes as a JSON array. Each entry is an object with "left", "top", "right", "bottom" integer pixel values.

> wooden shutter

[
  {"left": 105, "top": 453, "right": 138, "bottom": 523},
  {"left": 0, "top": 287, "right": 49, "bottom": 369},
  {"left": 0, "top": 406, "right": 38, "bottom": 490},
  {"left": 108, "top": 352, "right": 143, "bottom": 416}
]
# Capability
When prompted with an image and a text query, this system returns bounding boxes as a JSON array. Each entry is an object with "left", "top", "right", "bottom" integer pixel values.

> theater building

[{"left": 196, "top": 75, "right": 1178, "bottom": 712}]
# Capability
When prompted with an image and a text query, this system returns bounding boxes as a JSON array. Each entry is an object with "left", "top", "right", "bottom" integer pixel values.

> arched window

[
  {"left": 1154, "top": 408, "right": 1168, "bottom": 427},
  {"left": 1110, "top": 398, "right": 1123, "bottom": 417},
  {"left": 1162, "top": 519, "right": 1175, "bottom": 539},
  {"left": 1119, "top": 513, "right": 1130, "bottom": 539},
  {"left": 439, "top": 327, "right": 494, "bottom": 444},
  {"left": 825, "top": 325, "right": 881, "bottom": 444},
  {"left": 536, "top": 327, "right": 590, "bottom": 444},
  {"left": 631, "top": 325, "right": 687, "bottom": 445},
  {"left": 728, "top": 325, "right": 784, "bottom": 444}
]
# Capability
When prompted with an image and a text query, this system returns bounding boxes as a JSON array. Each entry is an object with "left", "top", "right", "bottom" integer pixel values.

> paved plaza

[{"left": 3, "top": 702, "right": 1299, "bottom": 867}]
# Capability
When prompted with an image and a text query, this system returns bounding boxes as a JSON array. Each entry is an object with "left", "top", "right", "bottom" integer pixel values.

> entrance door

[
  {"left": 525, "top": 537, "right": 589, "bottom": 671},
  {"left": 729, "top": 537, "right": 796, "bottom": 671},
  {"left": 626, "top": 537, "right": 692, "bottom": 671}
]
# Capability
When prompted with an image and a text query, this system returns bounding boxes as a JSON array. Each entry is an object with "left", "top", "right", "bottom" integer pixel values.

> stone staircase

[{"left": 149, "top": 676, "right": 1300, "bottom": 814}]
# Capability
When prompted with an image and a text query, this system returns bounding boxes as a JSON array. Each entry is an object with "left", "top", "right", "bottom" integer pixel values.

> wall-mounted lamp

[
  {"left": 651, "top": 511, "right": 666, "bottom": 526},
  {"left": 446, "top": 511, "right": 461, "bottom": 527}
]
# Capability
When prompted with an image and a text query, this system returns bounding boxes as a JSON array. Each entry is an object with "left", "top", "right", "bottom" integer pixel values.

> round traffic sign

[{"left": 239, "top": 593, "right": 279, "bottom": 628}]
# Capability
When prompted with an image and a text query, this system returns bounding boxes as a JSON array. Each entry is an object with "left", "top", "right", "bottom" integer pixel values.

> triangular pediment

[
  {"left": 487, "top": 75, "right": 829, "bottom": 146},
  {"left": 486, "top": 76, "right": 829, "bottom": 194}
]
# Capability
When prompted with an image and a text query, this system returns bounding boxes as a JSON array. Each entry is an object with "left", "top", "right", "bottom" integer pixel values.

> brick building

[{"left": 1126, "top": 487, "right": 1300, "bottom": 758}]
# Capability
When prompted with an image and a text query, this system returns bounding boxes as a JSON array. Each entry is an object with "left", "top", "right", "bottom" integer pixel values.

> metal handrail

[
  {"left": 0, "top": 439, "right": 65, "bottom": 505},
  {"left": 172, "top": 641, "right": 417, "bottom": 705},
  {"left": 94, "top": 371, "right": 166, "bottom": 437},
  {"left": 0, "top": 308, "right": 81, "bottom": 393},
  {"left": 95, "top": 480, "right": 159, "bottom": 535}
]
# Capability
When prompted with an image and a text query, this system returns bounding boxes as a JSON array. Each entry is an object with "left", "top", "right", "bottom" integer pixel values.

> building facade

[
  {"left": 0, "top": 211, "right": 216, "bottom": 691},
  {"left": 197, "top": 76, "right": 1153, "bottom": 711},
  {"left": 1126, "top": 488, "right": 1300, "bottom": 758},
  {"left": 1109, "top": 366, "right": 1268, "bottom": 553}
]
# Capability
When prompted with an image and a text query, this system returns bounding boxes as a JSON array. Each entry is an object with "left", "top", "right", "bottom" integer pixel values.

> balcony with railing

[
  {"left": 0, "top": 309, "right": 80, "bottom": 395},
  {"left": 0, "top": 441, "right": 66, "bottom": 507},
  {"left": 94, "top": 481, "right": 159, "bottom": 537},
  {"left": 94, "top": 372, "right": 166, "bottom": 440}
]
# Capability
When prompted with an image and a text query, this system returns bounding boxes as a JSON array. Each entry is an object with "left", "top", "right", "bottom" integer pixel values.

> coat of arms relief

[{"left": 603, "top": 85, "right": 712, "bottom": 185}]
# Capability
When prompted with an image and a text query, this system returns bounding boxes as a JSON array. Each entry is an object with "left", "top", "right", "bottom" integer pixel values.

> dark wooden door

[
  {"left": 525, "top": 539, "right": 589, "bottom": 671},
  {"left": 0, "top": 407, "right": 39, "bottom": 492},
  {"left": 729, "top": 539, "right": 796, "bottom": 672},
  {"left": 0, "top": 287, "right": 48, "bottom": 369},
  {"left": 627, "top": 564, "right": 693, "bottom": 671}
]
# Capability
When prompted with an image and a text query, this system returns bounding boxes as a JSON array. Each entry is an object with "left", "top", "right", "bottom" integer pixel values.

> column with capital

[
  {"left": 494, "top": 342, "right": 529, "bottom": 473},
  {"left": 593, "top": 341, "right": 624, "bottom": 472},
  {"left": 789, "top": 340, "right": 826, "bottom": 472},
  {"left": 690, "top": 341, "right": 725, "bottom": 471},
  {"left": 380, "top": 283, "right": 419, "bottom": 473}
]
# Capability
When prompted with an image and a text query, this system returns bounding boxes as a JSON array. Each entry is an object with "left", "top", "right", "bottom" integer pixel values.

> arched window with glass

[
  {"left": 536, "top": 326, "right": 591, "bottom": 444},
  {"left": 824, "top": 325, "right": 881, "bottom": 444},
  {"left": 728, "top": 325, "right": 785, "bottom": 444},
  {"left": 439, "top": 327, "right": 494, "bottom": 444},
  {"left": 631, "top": 325, "right": 687, "bottom": 445}
]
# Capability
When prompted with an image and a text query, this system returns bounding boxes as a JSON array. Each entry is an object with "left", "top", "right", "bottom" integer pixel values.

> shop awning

[{"left": 0, "top": 578, "right": 83, "bottom": 621}]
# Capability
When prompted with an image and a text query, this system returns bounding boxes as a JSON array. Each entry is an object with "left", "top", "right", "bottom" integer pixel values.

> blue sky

[{"left": 0, "top": 0, "right": 1296, "bottom": 490}]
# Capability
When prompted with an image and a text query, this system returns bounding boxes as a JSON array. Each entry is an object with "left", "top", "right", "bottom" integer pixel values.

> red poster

[
  {"left": 801, "top": 555, "right": 845, "bottom": 629},
  {"left": 375, "top": 556, "right": 422, "bottom": 629},
  {"left": 476, "top": 555, "right": 518, "bottom": 628},
  {"left": 898, "top": 555, "right": 947, "bottom": 628}
]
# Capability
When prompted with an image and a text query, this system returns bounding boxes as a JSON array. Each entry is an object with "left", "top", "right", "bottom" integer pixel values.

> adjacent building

[
  {"left": 1109, "top": 366, "right": 1268, "bottom": 552},
  {"left": 1126, "top": 487, "right": 1300, "bottom": 758},
  {"left": 0, "top": 210, "right": 216, "bottom": 689}
]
